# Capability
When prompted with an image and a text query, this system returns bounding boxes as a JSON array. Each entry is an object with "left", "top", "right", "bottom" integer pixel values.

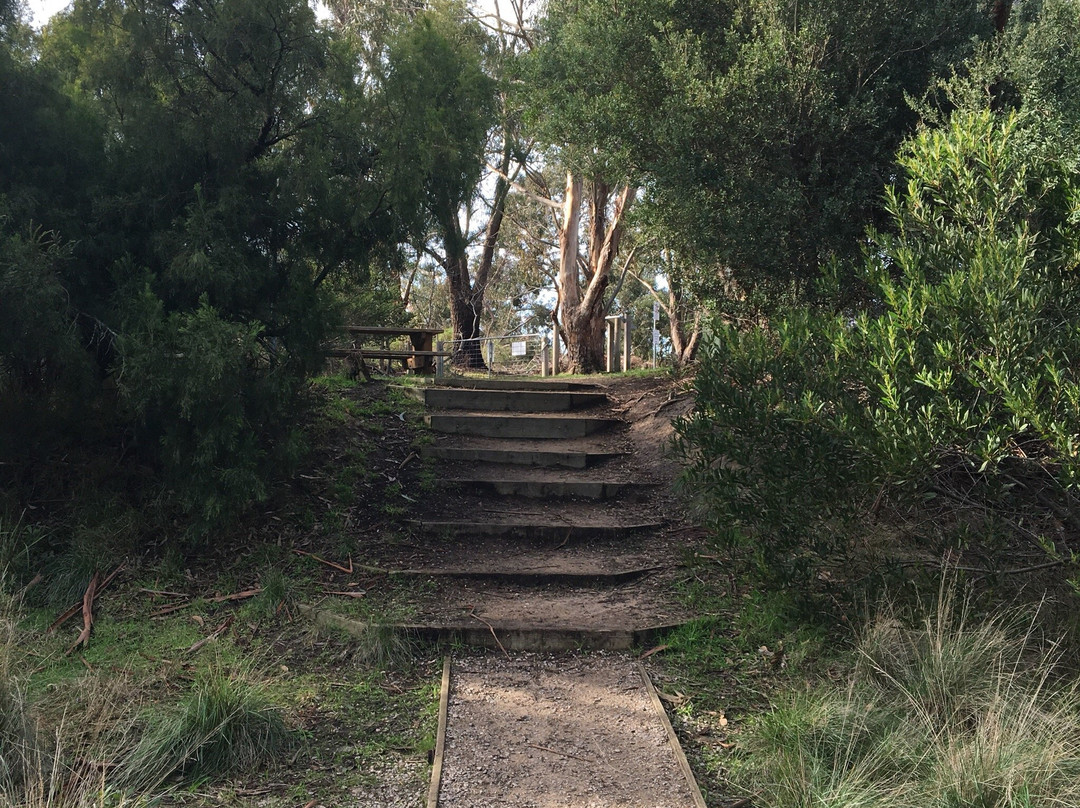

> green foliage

[
  {"left": 528, "top": 0, "right": 994, "bottom": 303},
  {"left": 681, "top": 103, "right": 1080, "bottom": 579},
  {"left": 858, "top": 109, "right": 1080, "bottom": 491},
  {"left": 117, "top": 666, "right": 291, "bottom": 791},
  {"left": 677, "top": 311, "right": 867, "bottom": 578},
  {"left": 252, "top": 567, "right": 289, "bottom": 618},
  {"left": 118, "top": 293, "right": 305, "bottom": 528},
  {"left": 732, "top": 588, "right": 1080, "bottom": 807},
  {"left": 381, "top": 1, "right": 497, "bottom": 237},
  {"left": 0, "top": 0, "right": 460, "bottom": 531}
]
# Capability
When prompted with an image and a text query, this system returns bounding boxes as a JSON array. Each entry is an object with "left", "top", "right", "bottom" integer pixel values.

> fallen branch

[
  {"left": 151, "top": 588, "right": 261, "bottom": 618},
  {"left": 187, "top": 615, "right": 235, "bottom": 655},
  {"left": 726, "top": 797, "right": 755, "bottom": 808},
  {"left": 66, "top": 572, "right": 99, "bottom": 655},
  {"left": 293, "top": 549, "right": 353, "bottom": 574},
  {"left": 48, "top": 564, "right": 124, "bottom": 634},
  {"left": 322, "top": 590, "right": 367, "bottom": 599},
  {"left": 649, "top": 394, "right": 690, "bottom": 418},
  {"left": 554, "top": 528, "right": 572, "bottom": 550},
  {"left": 639, "top": 644, "right": 670, "bottom": 660},
  {"left": 15, "top": 573, "right": 42, "bottom": 602},
  {"left": 467, "top": 607, "right": 509, "bottom": 659},
  {"left": 901, "top": 558, "right": 1066, "bottom": 577}
]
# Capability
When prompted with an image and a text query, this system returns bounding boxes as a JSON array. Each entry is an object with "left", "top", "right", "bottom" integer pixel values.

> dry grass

[{"left": 732, "top": 581, "right": 1080, "bottom": 808}]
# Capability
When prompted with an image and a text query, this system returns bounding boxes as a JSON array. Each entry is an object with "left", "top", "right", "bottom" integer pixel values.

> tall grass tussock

[
  {"left": 0, "top": 588, "right": 291, "bottom": 805},
  {"left": 116, "top": 666, "right": 291, "bottom": 792},
  {"left": 733, "top": 583, "right": 1080, "bottom": 808}
]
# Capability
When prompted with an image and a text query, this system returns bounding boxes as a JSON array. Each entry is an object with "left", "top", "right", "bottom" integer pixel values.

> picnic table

[{"left": 326, "top": 325, "right": 449, "bottom": 375}]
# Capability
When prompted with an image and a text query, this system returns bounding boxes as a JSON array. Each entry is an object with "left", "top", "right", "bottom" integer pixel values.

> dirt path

[
  {"left": 439, "top": 655, "right": 700, "bottom": 808},
  {"left": 406, "top": 375, "right": 706, "bottom": 806}
]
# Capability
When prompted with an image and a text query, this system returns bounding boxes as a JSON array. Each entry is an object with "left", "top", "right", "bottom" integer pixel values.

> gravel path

[{"left": 438, "top": 655, "right": 699, "bottom": 808}]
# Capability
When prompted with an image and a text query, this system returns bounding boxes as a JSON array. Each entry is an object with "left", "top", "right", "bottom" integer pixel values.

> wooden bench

[{"left": 325, "top": 326, "right": 449, "bottom": 376}]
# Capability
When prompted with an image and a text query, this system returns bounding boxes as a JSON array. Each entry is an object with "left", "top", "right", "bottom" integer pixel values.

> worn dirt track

[{"left": 408, "top": 374, "right": 706, "bottom": 807}]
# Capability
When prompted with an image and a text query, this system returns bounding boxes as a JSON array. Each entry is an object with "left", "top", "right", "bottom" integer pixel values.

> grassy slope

[{"left": 2, "top": 376, "right": 443, "bottom": 806}]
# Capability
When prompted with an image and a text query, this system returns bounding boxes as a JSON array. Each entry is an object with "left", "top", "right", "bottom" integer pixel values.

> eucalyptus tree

[
  {"left": 379, "top": 0, "right": 530, "bottom": 367},
  {"left": 529, "top": 0, "right": 996, "bottom": 313}
]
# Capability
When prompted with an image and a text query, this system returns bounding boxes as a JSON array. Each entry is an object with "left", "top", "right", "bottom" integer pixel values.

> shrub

[
  {"left": 117, "top": 292, "right": 307, "bottom": 531},
  {"left": 679, "top": 108, "right": 1080, "bottom": 582},
  {"left": 676, "top": 310, "right": 868, "bottom": 580},
  {"left": 116, "top": 666, "right": 291, "bottom": 792}
]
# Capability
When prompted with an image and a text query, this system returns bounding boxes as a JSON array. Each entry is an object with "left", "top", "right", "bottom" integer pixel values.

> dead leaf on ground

[{"left": 657, "top": 690, "right": 688, "bottom": 707}]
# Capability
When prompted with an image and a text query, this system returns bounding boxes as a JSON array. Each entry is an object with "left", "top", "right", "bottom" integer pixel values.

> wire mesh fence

[{"left": 440, "top": 333, "right": 549, "bottom": 377}]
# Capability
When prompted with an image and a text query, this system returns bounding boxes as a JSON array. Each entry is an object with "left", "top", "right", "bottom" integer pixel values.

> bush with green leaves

[
  {"left": 2, "top": 0, "right": 445, "bottom": 530},
  {"left": 117, "top": 292, "right": 306, "bottom": 529},
  {"left": 676, "top": 309, "right": 868, "bottom": 579},
  {"left": 679, "top": 105, "right": 1080, "bottom": 581}
]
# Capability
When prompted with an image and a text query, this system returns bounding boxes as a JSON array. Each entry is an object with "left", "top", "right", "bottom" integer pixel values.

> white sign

[
  {"left": 652, "top": 329, "right": 661, "bottom": 353},
  {"left": 653, "top": 300, "right": 660, "bottom": 324},
  {"left": 511, "top": 340, "right": 528, "bottom": 357}
]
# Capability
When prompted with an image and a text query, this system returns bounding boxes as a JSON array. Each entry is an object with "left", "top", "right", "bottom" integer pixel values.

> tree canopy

[
  {"left": 528, "top": 0, "right": 996, "bottom": 303},
  {"left": 5, "top": 0, "right": 1079, "bottom": 541}
]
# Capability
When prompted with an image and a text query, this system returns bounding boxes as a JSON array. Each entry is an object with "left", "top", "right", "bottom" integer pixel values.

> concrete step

[
  {"left": 425, "top": 413, "right": 621, "bottom": 439},
  {"left": 397, "top": 386, "right": 608, "bottom": 412},
  {"left": 409, "top": 520, "right": 666, "bottom": 541},
  {"left": 449, "top": 478, "right": 656, "bottom": 500},
  {"left": 429, "top": 378, "right": 601, "bottom": 392},
  {"left": 421, "top": 445, "right": 623, "bottom": 469}
]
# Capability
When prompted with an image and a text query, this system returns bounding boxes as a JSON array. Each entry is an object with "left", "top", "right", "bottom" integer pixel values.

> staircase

[{"left": 386, "top": 376, "right": 695, "bottom": 652}]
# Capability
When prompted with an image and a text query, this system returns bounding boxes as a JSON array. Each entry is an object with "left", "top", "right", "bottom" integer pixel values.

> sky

[
  {"left": 25, "top": 0, "right": 333, "bottom": 27},
  {"left": 26, "top": 0, "right": 66, "bottom": 26}
]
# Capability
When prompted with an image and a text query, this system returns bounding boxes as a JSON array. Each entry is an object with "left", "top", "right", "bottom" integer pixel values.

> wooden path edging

[
  {"left": 426, "top": 655, "right": 452, "bottom": 808},
  {"left": 638, "top": 661, "right": 709, "bottom": 808}
]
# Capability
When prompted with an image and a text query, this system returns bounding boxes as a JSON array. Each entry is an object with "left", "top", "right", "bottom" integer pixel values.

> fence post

[
  {"left": 605, "top": 318, "right": 614, "bottom": 373},
  {"left": 436, "top": 340, "right": 445, "bottom": 379},
  {"left": 623, "top": 314, "right": 631, "bottom": 373},
  {"left": 540, "top": 335, "right": 549, "bottom": 377},
  {"left": 551, "top": 325, "right": 560, "bottom": 376},
  {"left": 486, "top": 339, "right": 495, "bottom": 374}
]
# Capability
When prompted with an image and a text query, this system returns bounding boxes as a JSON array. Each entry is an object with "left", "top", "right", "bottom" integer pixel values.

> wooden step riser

[
  {"left": 425, "top": 414, "right": 620, "bottom": 439},
  {"left": 449, "top": 480, "right": 655, "bottom": 500},
  {"left": 408, "top": 521, "right": 666, "bottom": 541},
  {"left": 375, "top": 567, "right": 664, "bottom": 586},
  {"left": 400, "top": 386, "right": 608, "bottom": 412},
  {"left": 421, "top": 447, "right": 623, "bottom": 469},
  {"left": 306, "top": 607, "right": 685, "bottom": 652},
  {"left": 430, "top": 378, "right": 601, "bottom": 392}
]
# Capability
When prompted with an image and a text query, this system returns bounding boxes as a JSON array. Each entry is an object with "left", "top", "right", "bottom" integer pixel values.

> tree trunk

[
  {"left": 438, "top": 132, "right": 515, "bottom": 370},
  {"left": 556, "top": 173, "right": 635, "bottom": 374},
  {"left": 668, "top": 275, "right": 701, "bottom": 366},
  {"left": 440, "top": 214, "right": 486, "bottom": 368},
  {"left": 445, "top": 254, "right": 486, "bottom": 368}
]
